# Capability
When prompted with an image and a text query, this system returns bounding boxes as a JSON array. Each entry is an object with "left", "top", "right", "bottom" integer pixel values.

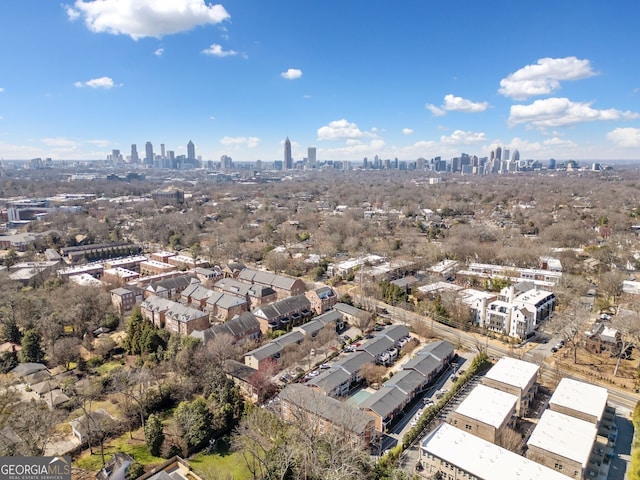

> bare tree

[
  {"left": 109, "top": 367, "right": 151, "bottom": 431},
  {"left": 548, "top": 306, "right": 591, "bottom": 364},
  {"left": 610, "top": 307, "right": 640, "bottom": 377},
  {"left": 360, "top": 363, "right": 387, "bottom": 386}
]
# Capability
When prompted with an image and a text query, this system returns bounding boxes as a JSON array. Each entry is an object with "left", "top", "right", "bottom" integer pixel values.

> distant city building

[
  {"left": 160, "top": 143, "right": 166, "bottom": 158},
  {"left": 284, "top": 137, "right": 292, "bottom": 170},
  {"left": 221, "top": 155, "right": 233, "bottom": 170},
  {"left": 307, "top": 147, "right": 317, "bottom": 168},
  {"left": 144, "top": 141, "right": 154, "bottom": 166},
  {"left": 187, "top": 140, "right": 196, "bottom": 162},
  {"left": 130, "top": 144, "right": 139, "bottom": 164}
]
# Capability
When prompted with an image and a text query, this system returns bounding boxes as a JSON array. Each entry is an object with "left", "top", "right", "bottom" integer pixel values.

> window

[{"left": 465, "top": 424, "right": 472, "bottom": 430}]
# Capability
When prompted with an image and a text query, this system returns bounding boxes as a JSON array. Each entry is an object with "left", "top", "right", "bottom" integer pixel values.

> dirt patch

[{"left": 548, "top": 346, "right": 638, "bottom": 391}]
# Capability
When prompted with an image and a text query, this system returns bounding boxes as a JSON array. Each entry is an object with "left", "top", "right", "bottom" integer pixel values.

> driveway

[{"left": 607, "top": 415, "right": 633, "bottom": 480}]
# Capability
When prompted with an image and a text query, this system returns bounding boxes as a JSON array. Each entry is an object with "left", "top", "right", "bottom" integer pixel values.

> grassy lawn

[
  {"left": 75, "top": 428, "right": 164, "bottom": 472},
  {"left": 190, "top": 439, "right": 254, "bottom": 480},
  {"left": 94, "top": 359, "right": 126, "bottom": 376}
]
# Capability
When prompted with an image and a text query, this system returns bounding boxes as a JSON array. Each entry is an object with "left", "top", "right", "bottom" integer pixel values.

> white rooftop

[
  {"left": 454, "top": 384, "right": 517, "bottom": 428},
  {"left": 549, "top": 378, "right": 608, "bottom": 422},
  {"left": 484, "top": 357, "right": 539, "bottom": 392},
  {"left": 422, "top": 423, "right": 572, "bottom": 480},
  {"left": 527, "top": 409, "right": 597, "bottom": 469}
]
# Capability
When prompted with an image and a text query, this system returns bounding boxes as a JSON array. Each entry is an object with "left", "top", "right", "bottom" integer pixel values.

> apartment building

[
  {"left": 526, "top": 409, "right": 600, "bottom": 479},
  {"left": 279, "top": 384, "right": 376, "bottom": 446},
  {"left": 482, "top": 356, "right": 539, "bottom": 416},
  {"left": 450, "top": 384, "right": 517, "bottom": 444},
  {"left": 140, "top": 296, "right": 209, "bottom": 335},
  {"left": 421, "top": 423, "right": 572, "bottom": 480}
]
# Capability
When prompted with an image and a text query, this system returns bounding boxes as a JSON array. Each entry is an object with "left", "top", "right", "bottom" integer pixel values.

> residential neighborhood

[{"left": 1, "top": 165, "right": 640, "bottom": 480}]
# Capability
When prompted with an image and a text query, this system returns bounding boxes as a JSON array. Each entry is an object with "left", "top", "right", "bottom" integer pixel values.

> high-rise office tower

[
  {"left": 130, "top": 144, "right": 139, "bottom": 164},
  {"left": 284, "top": 137, "right": 292, "bottom": 169},
  {"left": 187, "top": 141, "right": 196, "bottom": 162},
  {"left": 512, "top": 149, "right": 520, "bottom": 162},
  {"left": 307, "top": 147, "right": 316, "bottom": 168},
  {"left": 161, "top": 144, "right": 166, "bottom": 158},
  {"left": 144, "top": 142, "right": 154, "bottom": 165}
]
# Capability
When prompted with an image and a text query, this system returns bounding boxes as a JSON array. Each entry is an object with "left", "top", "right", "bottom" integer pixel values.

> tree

[
  {"left": 3, "top": 249, "right": 18, "bottom": 268},
  {"left": 174, "top": 398, "right": 213, "bottom": 448},
  {"left": 360, "top": 363, "right": 387, "bottom": 386},
  {"left": 610, "top": 307, "right": 640, "bottom": 377},
  {"left": 0, "top": 317, "right": 22, "bottom": 344},
  {"left": 49, "top": 336, "right": 81, "bottom": 370},
  {"left": 20, "top": 329, "right": 45, "bottom": 363},
  {"left": 125, "top": 462, "right": 144, "bottom": 480},
  {"left": 109, "top": 367, "right": 150, "bottom": 432},
  {"left": 145, "top": 414, "right": 164, "bottom": 457},
  {"left": 548, "top": 305, "right": 590, "bottom": 364},
  {"left": 8, "top": 401, "right": 65, "bottom": 456}
]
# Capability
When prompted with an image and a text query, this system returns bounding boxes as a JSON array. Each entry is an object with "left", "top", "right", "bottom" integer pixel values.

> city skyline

[{"left": 1, "top": 1, "right": 639, "bottom": 162}]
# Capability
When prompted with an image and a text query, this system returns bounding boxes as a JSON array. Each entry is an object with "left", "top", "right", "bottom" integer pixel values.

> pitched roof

[
  {"left": 223, "top": 359, "right": 258, "bottom": 383},
  {"left": 253, "top": 295, "right": 311, "bottom": 320},
  {"left": 359, "top": 385, "right": 407, "bottom": 418},
  {"left": 334, "top": 351, "right": 374, "bottom": 374},
  {"left": 384, "top": 369, "right": 426, "bottom": 394},
  {"left": 278, "top": 384, "right": 373, "bottom": 435},
  {"left": 417, "top": 340, "right": 454, "bottom": 361},
  {"left": 238, "top": 268, "right": 300, "bottom": 290},
  {"left": 307, "top": 368, "right": 351, "bottom": 393}
]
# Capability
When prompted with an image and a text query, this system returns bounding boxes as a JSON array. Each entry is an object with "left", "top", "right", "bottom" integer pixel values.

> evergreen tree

[
  {"left": 174, "top": 398, "right": 213, "bottom": 448},
  {"left": 144, "top": 414, "right": 164, "bottom": 457},
  {"left": 20, "top": 329, "right": 45, "bottom": 363},
  {"left": 1, "top": 318, "right": 22, "bottom": 344}
]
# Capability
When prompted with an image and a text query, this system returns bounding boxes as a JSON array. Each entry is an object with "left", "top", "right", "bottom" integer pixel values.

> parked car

[{"left": 551, "top": 346, "right": 558, "bottom": 353}]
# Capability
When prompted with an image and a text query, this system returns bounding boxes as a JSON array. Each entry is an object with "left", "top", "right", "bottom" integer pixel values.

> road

[{"left": 379, "top": 300, "right": 639, "bottom": 413}]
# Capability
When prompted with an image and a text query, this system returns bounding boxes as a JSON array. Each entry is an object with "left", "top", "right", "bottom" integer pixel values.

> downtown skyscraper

[{"left": 284, "top": 137, "right": 292, "bottom": 170}]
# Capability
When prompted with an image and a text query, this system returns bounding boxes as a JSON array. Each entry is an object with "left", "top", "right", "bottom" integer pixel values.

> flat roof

[
  {"left": 549, "top": 378, "right": 608, "bottom": 422},
  {"left": 422, "top": 423, "right": 572, "bottom": 480},
  {"left": 454, "top": 384, "right": 517, "bottom": 428},
  {"left": 527, "top": 409, "right": 597, "bottom": 468},
  {"left": 484, "top": 357, "right": 539, "bottom": 392}
]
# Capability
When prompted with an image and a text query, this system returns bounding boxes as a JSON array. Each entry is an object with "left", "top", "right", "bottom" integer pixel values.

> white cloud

[
  {"left": 317, "top": 119, "right": 377, "bottom": 141},
  {"left": 154, "top": 47, "right": 164, "bottom": 57},
  {"left": 66, "top": 0, "right": 230, "bottom": 40},
  {"left": 0, "top": 87, "right": 4, "bottom": 92},
  {"left": 402, "top": 128, "right": 414, "bottom": 135},
  {"left": 499, "top": 56, "right": 596, "bottom": 100},
  {"left": 426, "top": 94, "right": 488, "bottom": 116},
  {"left": 318, "top": 138, "right": 386, "bottom": 158},
  {"left": 426, "top": 104, "right": 445, "bottom": 116},
  {"left": 542, "top": 137, "right": 577, "bottom": 147},
  {"left": 440, "top": 130, "right": 487, "bottom": 145},
  {"left": 202, "top": 43, "right": 238, "bottom": 57},
  {"left": 65, "top": 5, "right": 80, "bottom": 20},
  {"left": 41, "top": 137, "right": 79, "bottom": 148},
  {"left": 281, "top": 68, "right": 302, "bottom": 80},
  {"left": 87, "top": 139, "right": 110, "bottom": 148},
  {"left": 74, "top": 76, "right": 120, "bottom": 89},
  {"left": 442, "top": 94, "right": 488, "bottom": 113},
  {"left": 220, "top": 136, "right": 260, "bottom": 148},
  {"left": 509, "top": 97, "right": 639, "bottom": 128},
  {"left": 607, "top": 128, "right": 640, "bottom": 148}
]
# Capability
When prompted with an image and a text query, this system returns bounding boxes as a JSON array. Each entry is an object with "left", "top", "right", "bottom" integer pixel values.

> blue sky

[{"left": 1, "top": 0, "right": 639, "bottom": 163}]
